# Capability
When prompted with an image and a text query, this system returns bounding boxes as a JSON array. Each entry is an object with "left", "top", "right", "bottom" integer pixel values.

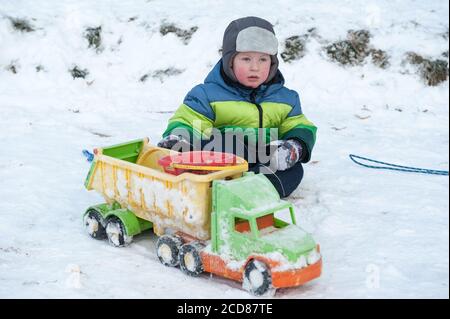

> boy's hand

[
  {"left": 157, "top": 134, "right": 191, "bottom": 150},
  {"left": 269, "top": 139, "right": 303, "bottom": 171}
]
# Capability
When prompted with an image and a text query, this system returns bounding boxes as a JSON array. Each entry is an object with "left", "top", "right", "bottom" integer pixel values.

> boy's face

[{"left": 232, "top": 52, "right": 271, "bottom": 88}]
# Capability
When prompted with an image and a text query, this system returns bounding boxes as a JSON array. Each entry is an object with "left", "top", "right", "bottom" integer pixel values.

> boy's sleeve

[
  {"left": 162, "top": 85, "right": 215, "bottom": 141},
  {"left": 279, "top": 92, "right": 317, "bottom": 163}
]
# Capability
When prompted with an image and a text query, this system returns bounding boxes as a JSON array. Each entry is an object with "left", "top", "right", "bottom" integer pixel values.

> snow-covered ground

[{"left": 0, "top": 0, "right": 448, "bottom": 298}]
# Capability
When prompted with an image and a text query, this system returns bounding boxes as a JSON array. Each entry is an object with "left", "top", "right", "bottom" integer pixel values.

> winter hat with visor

[{"left": 222, "top": 16, "right": 279, "bottom": 85}]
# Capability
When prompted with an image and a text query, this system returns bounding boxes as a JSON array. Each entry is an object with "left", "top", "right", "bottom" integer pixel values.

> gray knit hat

[{"left": 222, "top": 16, "right": 279, "bottom": 84}]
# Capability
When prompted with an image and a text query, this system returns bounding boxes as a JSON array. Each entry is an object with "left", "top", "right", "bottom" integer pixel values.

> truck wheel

[
  {"left": 243, "top": 260, "right": 273, "bottom": 296},
  {"left": 156, "top": 235, "right": 183, "bottom": 267},
  {"left": 105, "top": 217, "right": 133, "bottom": 247},
  {"left": 84, "top": 210, "right": 106, "bottom": 240},
  {"left": 179, "top": 242, "right": 204, "bottom": 276}
]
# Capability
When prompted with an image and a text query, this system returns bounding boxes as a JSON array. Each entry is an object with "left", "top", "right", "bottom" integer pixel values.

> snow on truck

[{"left": 83, "top": 137, "right": 322, "bottom": 295}]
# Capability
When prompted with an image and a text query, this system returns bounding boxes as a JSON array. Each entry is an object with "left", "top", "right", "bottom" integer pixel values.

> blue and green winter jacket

[{"left": 162, "top": 60, "right": 317, "bottom": 162}]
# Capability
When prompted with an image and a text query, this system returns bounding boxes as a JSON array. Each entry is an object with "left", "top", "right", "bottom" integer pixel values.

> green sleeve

[
  {"left": 163, "top": 103, "right": 214, "bottom": 141},
  {"left": 279, "top": 114, "right": 317, "bottom": 163}
]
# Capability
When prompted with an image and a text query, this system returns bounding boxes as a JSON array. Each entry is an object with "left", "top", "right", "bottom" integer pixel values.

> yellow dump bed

[{"left": 85, "top": 138, "right": 247, "bottom": 240}]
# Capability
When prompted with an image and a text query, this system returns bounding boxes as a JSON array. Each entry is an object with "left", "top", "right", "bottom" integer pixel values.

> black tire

[
  {"left": 84, "top": 210, "right": 106, "bottom": 240},
  {"left": 179, "top": 242, "right": 204, "bottom": 276},
  {"left": 243, "top": 260, "right": 272, "bottom": 296},
  {"left": 105, "top": 217, "right": 133, "bottom": 247},
  {"left": 156, "top": 235, "right": 183, "bottom": 267}
]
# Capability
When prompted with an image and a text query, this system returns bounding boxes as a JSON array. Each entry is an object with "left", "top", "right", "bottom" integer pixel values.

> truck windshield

[
  {"left": 234, "top": 207, "right": 295, "bottom": 235},
  {"left": 257, "top": 208, "right": 295, "bottom": 234},
  {"left": 235, "top": 214, "right": 276, "bottom": 234}
]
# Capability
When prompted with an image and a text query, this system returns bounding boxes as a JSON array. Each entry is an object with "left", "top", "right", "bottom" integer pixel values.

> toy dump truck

[{"left": 83, "top": 138, "right": 322, "bottom": 295}]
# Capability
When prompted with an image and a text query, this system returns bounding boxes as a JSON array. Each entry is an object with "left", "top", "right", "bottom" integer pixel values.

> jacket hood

[{"left": 222, "top": 16, "right": 279, "bottom": 84}]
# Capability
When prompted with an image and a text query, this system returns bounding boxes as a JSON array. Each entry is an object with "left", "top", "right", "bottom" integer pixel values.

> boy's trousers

[{"left": 248, "top": 161, "right": 304, "bottom": 198}]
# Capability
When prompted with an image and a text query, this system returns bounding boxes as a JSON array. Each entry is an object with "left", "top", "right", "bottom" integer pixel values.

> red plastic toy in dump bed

[{"left": 158, "top": 151, "right": 240, "bottom": 175}]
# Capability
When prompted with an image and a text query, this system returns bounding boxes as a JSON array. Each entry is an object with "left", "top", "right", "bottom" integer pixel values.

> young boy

[{"left": 158, "top": 16, "right": 317, "bottom": 198}]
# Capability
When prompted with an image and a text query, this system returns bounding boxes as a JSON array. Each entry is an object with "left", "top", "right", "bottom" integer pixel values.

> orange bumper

[
  {"left": 271, "top": 258, "right": 322, "bottom": 288},
  {"left": 201, "top": 252, "right": 322, "bottom": 289}
]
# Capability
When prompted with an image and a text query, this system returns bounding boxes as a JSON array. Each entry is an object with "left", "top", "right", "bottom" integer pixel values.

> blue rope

[
  {"left": 82, "top": 149, "right": 94, "bottom": 162},
  {"left": 349, "top": 154, "right": 449, "bottom": 176}
]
